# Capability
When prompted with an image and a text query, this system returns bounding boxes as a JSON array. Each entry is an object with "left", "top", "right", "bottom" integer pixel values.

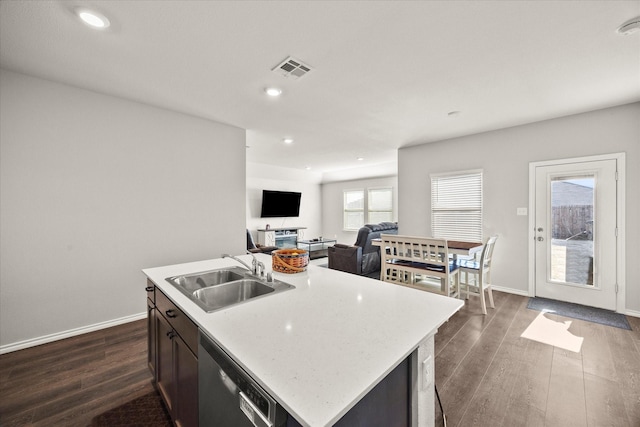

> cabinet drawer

[
  {"left": 156, "top": 288, "right": 198, "bottom": 356},
  {"left": 146, "top": 279, "right": 155, "bottom": 304}
]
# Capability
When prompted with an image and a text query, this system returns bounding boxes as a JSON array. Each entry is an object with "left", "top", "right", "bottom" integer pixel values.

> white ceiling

[{"left": 1, "top": 1, "right": 639, "bottom": 182}]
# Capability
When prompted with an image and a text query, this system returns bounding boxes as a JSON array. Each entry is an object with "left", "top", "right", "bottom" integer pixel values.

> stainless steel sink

[
  {"left": 193, "top": 279, "right": 274, "bottom": 311},
  {"left": 166, "top": 267, "right": 246, "bottom": 293},
  {"left": 165, "top": 267, "right": 294, "bottom": 313}
]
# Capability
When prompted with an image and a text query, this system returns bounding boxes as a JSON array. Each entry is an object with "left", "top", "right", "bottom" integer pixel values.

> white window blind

[
  {"left": 431, "top": 171, "right": 483, "bottom": 242},
  {"left": 367, "top": 187, "right": 393, "bottom": 223},
  {"left": 343, "top": 189, "right": 364, "bottom": 230}
]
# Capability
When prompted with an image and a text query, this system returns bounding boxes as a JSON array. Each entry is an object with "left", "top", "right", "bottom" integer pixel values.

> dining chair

[{"left": 458, "top": 235, "right": 498, "bottom": 314}]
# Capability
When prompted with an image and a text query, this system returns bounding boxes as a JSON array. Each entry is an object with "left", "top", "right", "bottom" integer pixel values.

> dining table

[
  {"left": 373, "top": 236, "right": 484, "bottom": 298},
  {"left": 372, "top": 237, "right": 484, "bottom": 258}
]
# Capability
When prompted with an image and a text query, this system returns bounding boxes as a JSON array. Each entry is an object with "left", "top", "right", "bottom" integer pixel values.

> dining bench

[{"left": 379, "top": 234, "right": 460, "bottom": 297}]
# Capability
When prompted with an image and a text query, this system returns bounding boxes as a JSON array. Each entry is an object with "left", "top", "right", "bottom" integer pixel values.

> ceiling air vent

[{"left": 272, "top": 56, "right": 312, "bottom": 79}]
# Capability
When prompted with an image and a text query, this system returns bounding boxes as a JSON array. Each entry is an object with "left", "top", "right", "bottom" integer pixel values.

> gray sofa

[{"left": 328, "top": 222, "right": 398, "bottom": 278}]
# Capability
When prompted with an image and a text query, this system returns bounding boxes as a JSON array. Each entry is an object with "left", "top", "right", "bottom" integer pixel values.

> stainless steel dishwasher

[{"left": 198, "top": 331, "right": 289, "bottom": 427}]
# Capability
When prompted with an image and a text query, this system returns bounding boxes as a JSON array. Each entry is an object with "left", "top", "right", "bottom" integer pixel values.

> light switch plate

[{"left": 517, "top": 207, "right": 528, "bottom": 216}]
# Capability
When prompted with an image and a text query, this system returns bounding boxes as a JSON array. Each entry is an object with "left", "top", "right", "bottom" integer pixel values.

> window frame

[{"left": 343, "top": 186, "right": 395, "bottom": 231}]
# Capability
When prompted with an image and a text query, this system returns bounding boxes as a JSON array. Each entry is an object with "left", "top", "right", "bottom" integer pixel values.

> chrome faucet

[
  {"left": 222, "top": 254, "right": 254, "bottom": 273},
  {"left": 222, "top": 253, "right": 265, "bottom": 278},
  {"left": 249, "top": 252, "right": 266, "bottom": 278}
]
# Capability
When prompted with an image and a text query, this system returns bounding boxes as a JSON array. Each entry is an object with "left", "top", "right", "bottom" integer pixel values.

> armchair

[
  {"left": 247, "top": 229, "right": 279, "bottom": 254},
  {"left": 328, "top": 222, "right": 398, "bottom": 278}
]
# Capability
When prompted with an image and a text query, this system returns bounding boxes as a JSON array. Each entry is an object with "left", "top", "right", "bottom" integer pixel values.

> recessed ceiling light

[
  {"left": 76, "top": 9, "right": 110, "bottom": 29},
  {"left": 617, "top": 17, "right": 640, "bottom": 35},
  {"left": 357, "top": 157, "right": 364, "bottom": 161},
  {"left": 283, "top": 138, "right": 294, "bottom": 144},
  {"left": 265, "top": 87, "right": 282, "bottom": 97},
  {"left": 305, "top": 166, "right": 311, "bottom": 170}
]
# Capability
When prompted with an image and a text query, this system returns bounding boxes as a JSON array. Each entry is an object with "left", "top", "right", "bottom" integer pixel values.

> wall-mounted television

[{"left": 260, "top": 190, "right": 302, "bottom": 218}]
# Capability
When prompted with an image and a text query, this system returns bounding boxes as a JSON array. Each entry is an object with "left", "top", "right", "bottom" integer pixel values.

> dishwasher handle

[{"left": 239, "top": 391, "right": 273, "bottom": 427}]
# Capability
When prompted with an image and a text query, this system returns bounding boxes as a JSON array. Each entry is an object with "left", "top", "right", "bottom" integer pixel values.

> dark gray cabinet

[
  {"left": 146, "top": 281, "right": 156, "bottom": 378},
  {"left": 149, "top": 285, "right": 198, "bottom": 427}
]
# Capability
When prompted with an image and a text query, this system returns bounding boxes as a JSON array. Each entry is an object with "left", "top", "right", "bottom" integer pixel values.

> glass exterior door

[{"left": 534, "top": 159, "right": 617, "bottom": 310}]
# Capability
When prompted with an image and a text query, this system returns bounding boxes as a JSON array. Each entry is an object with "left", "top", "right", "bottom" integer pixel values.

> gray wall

[
  {"left": 0, "top": 70, "right": 247, "bottom": 349},
  {"left": 398, "top": 103, "right": 639, "bottom": 313},
  {"left": 322, "top": 176, "right": 398, "bottom": 245},
  {"left": 246, "top": 162, "right": 323, "bottom": 242}
]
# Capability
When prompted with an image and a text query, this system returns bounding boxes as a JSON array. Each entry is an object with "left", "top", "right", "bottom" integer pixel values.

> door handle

[
  {"left": 537, "top": 236, "right": 544, "bottom": 241},
  {"left": 537, "top": 227, "right": 543, "bottom": 232}
]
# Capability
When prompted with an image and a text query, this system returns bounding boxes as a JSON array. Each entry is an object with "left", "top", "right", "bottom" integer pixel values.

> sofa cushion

[
  {"left": 334, "top": 243, "right": 355, "bottom": 249},
  {"left": 365, "top": 222, "right": 398, "bottom": 233}
]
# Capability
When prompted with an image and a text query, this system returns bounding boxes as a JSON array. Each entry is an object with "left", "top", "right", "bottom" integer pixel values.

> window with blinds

[
  {"left": 367, "top": 187, "right": 393, "bottom": 223},
  {"left": 343, "top": 187, "right": 394, "bottom": 230},
  {"left": 343, "top": 189, "right": 364, "bottom": 230},
  {"left": 431, "top": 171, "right": 483, "bottom": 242}
]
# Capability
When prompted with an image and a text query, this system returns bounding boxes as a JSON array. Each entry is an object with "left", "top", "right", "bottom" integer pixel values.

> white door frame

[{"left": 528, "top": 153, "right": 626, "bottom": 313}]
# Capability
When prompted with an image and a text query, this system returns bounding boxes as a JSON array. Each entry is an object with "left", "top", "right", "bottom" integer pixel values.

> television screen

[{"left": 260, "top": 190, "right": 301, "bottom": 218}]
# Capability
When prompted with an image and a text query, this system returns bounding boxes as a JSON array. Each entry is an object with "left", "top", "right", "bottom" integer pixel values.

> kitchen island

[{"left": 143, "top": 253, "right": 463, "bottom": 427}]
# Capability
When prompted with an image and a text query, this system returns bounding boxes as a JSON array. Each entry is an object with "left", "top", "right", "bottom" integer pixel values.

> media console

[{"left": 257, "top": 227, "right": 306, "bottom": 249}]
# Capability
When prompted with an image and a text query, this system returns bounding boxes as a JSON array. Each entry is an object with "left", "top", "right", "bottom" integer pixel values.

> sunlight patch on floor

[{"left": 521, "top": 311, "right": 584, "bottom": 353}]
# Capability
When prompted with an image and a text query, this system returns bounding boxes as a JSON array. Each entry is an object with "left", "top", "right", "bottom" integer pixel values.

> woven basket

[{"left": 272, "top": 249, "right": 309, "bottom": 274}]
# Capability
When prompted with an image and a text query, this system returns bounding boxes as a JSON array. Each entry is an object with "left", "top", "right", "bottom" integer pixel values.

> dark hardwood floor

[
  {"left": 1, "top": 291, "right": 638, "bottom": 426},
  {"left": 0, "top": 319, "right": 170, "bottom": 427}
]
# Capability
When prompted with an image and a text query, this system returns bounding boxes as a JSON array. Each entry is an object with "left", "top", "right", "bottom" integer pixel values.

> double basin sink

[{"left": 166, "top": 267, "right": 295, "bottom": 313}]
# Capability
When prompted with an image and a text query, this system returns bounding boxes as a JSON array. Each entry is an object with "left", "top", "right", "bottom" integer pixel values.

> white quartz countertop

[{"left": 143, "top": 254, "right": 463, "bottom": 427}]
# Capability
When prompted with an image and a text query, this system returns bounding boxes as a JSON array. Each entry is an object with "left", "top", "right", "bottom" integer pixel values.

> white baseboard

[
  {"left": 625, "top": 308, "right": 640, "bottom": 318},
  {"left": 0, "top": 312, "right": 147, "bottom": 355}
]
